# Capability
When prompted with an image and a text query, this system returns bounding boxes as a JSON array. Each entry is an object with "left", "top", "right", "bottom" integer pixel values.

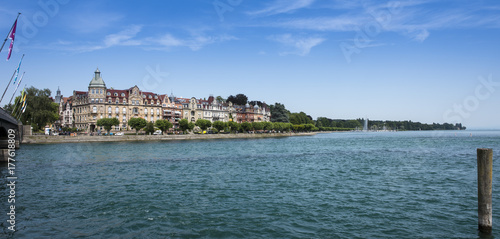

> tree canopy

[
  {"left": 96, "top": 118, "right": 120, "bottom": 135},
  {"left": 289, "top": 112, "right": 313, "bottom": 125},
  {"left": 195, "top": 119, "right": 212, "bottom": 131},
  {"left": 5, "top": 86, "right": 59, "bottom": 132},
  {"left": 270, "top": 103, "right": 289, "bottom": 123},
  {"left": 144, "top": 121, "right": 155, "bottom": 135},
  {"left": 155, "top": 119, "right": 173, "bottom": 134},
  {"left": 226, "top": 93, "right": 248, "bottom": 105},
  {"left": 128, "top": 117, "right": 147, "bottom": 135}
]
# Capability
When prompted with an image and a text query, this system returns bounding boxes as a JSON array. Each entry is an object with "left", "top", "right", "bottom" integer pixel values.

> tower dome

[{"left": 89, "top": 67, "right": 106, "bottom": 88}]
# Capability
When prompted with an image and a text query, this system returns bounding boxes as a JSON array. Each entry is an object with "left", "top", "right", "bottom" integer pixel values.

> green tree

[
  {"left": 252, "top": 122, "right": 263, "bottom": 131},
  {"left": 226, "top": 93, "right": 248, "bottom": 105},
  {"left": 96, "top": 118, "right": 120, "bottom": 135},
  {"left": 179, "top": 119, "right": 189, "bottom": 133},
  {"left": 6, "top": 86, "right": 59, "bottom": 132},
  {"left": 216, "top": 96, "right": 225, "bottom": 103},
  {"left": 187, "top": 122, "right": 195, "bottom": 132},
  {"left": 144, "top": 121, "right": 155, "bottom": 135},
  {"left": 270, "top": 103, "right": 290, "bottom": 123},
  {"left": 289, "top": 112, "right": 314, "bottom": 125},
  {"left": 128, "top": 117, "right": 147, "bottom": 135},
  {"left": 241, "top": 122, "right": 252, "bottom": 132},
  {"left": 155, "top": 119, "right": 173, "bottom": 135},
  {"left": 304, "top": 123, "right": 315, "bottom": 132},
  {"left": 282, "top": 123, "right": 293, "bottom": 132},
  {"left": 262, "top": 121, "right": 274, "bottom": 131},
  {"left": 212, "top": 121, "right": 226, "bottom": 132},
  {"left": 228, "top": 121, "right": 239, "bottom": 132},
  {"left": 195, "top": 119, "right": 212, "bottom": 131}
]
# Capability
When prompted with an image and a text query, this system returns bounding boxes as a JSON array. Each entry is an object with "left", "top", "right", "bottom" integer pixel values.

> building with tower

[{"left": 72, "top": 68, "right": 165, "bottom": 132}]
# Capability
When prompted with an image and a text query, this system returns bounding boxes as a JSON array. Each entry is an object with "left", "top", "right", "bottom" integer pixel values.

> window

[
  {"left": 114, "top": 93, "right": 118, "bottom": 96},
  {"left": 93, "top": 115, "right": 96, "bottom": 120},
  {"left": 121, "top": 93, "right": 125, "bottom": 97},
  {"left": 115, "top": 107, "right": 119, "bottom": 114},
  {"left": 107, "top": 92, "right": 111, "bottom": 96},
  {"left": 123, "top": 108, "right": 126, "bottom": 114},
  {"left": 133, "top": 108, "right": 138, "bottom": 114},
  {"left": 150, "top": 109, "right": 154, "bottom": 114},
  {"left": 108, "top": 107, "right": 111, "bottom": 113},
  {"left": 148, "top": 95, "right": 152, "bottom": 99},
  {"left": 93, "top": 106, "right": 97, "bottom": 113},
  {"left": 100, "top": 99, "right": 103, "bottom": 103},
  {"left": 154, "top": 95, "right": 158, "bottom": 99},
  {"left": 91, "top": 99, "right": 94, "bottom": 103},
  {"left": 108, "top": 98, "right": 111, "bottom": 103},
  {"left": 156, "top": 109, "right": 160, "bottom": 115},
  {"left": 123, "top": 99, "right": 127, "bottom": 104},
  {"left": 108, "top": 114, "right": 112, "bottom": 118},
  {"left": 100, "top": 89, "right": 103, "bottom": 94},
  {"left": 144, "top": 108, "right": 148, "bottom": 115},
  {"left": 92, "top": 89, "right": 95, "bottom": 94}
]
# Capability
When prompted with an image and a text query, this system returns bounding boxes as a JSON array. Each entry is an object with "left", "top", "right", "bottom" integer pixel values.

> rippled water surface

[{"left": 1, "top": 130, "right": 500, "bottom": 238}]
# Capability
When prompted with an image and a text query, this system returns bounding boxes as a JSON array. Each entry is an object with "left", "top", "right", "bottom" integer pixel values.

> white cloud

[
  {"left": 155, "top": 34, "right": 237, "bottom": 51},
  {"left": 103, "top": 25, "right": 142, "bottom": 47},
  {"left": 248, "top": 0, "right": 315, "bottom": 16},
  {"left": 270, "top": 34, "right": 325, "bottom": 56},
  {"left": 270, "top": 3, "right": 500, "bottom": 43}
]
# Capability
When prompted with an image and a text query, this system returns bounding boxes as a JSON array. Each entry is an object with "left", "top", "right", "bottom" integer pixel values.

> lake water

[{"left": 1, "top": 130, "right": 500, "bottom": 238}]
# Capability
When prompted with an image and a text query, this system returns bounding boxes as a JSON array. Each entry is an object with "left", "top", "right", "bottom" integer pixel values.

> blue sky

[{"left": 1, "top": 0, "right": 500, "bottom": 128}]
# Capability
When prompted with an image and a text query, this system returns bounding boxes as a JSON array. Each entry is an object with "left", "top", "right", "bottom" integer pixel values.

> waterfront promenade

[{"left": 22, "top": 132, "right": 316, "bottom": 144}]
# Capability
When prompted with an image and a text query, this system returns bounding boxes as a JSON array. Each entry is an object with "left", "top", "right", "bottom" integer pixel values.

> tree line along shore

[{"left": 5, "top": 87, "right": 466, "bottom": 136}]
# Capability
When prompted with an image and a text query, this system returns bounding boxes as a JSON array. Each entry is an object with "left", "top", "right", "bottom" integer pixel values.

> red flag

[{"left": 7, "top": 19, "right": 17, "bottom": 61}]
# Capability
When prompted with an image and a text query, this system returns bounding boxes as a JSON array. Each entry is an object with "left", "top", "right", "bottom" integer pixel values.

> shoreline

[{"left": 21, "top": 132, "right": 317, "bottom": 144}]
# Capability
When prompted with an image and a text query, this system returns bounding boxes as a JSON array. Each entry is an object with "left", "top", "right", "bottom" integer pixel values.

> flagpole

[
  {"left": 0, "top": 13, "right": 20, "bottom": 53},
  {"left": 11, "top": 85, "right": 25, "bottom": 115},
  {"left": 0, "top": 69, "right": 17, "bottom": 104},
  {"left": 16, "top": 100, "right": 27, "bottom": 120},
  {"left": 1, "top": 53, "right": 24, "bottom": 104},
  {"left": 8, "top": 71, "right": 24, "bottom": 105}
]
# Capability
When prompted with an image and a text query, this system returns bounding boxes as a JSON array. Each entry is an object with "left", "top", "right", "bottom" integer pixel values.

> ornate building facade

[
  {"left": 72, "top": 68, "right": 164, "bottom": 132},
  {"left": 69, "top": 68, "right": 271, "bottom": 133}
]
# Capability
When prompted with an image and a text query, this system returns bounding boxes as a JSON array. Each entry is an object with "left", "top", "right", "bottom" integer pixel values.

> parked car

[
  {"left": 115, "top": 132, "right": 124, "bottom": 136},
  {"left": 153, "top": 130, "right": 162, "bottom": 135}
]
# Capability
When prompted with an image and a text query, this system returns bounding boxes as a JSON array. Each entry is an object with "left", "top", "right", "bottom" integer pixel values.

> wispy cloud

[
  {"left": 248, "top": 0, "right": 315, "bottom": 16},
  {"left": 56, "top": 26, "right": 237, "bottom": 53},
  {"left": 269, "top": 34, "right": 325, "bottom": 56},
  {"left": 103, "top": 25, "right": 143, "bottom": 47},
  {"left": 154, "top": 34, "right": 237, "bottom": 51},
  {"left": 270, "top": 2, "right": 500, "bottom": 43}
]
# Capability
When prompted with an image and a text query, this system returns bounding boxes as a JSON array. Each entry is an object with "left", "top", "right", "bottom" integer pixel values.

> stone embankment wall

[{"left": 22, "top": 132, "right": 316, "bottom": 144}]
